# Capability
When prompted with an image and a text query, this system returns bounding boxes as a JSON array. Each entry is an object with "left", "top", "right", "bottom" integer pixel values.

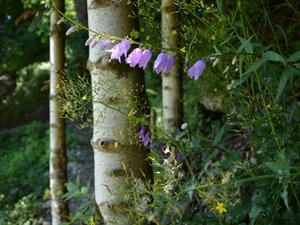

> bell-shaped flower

[
  {"left": 139, "top": 49, "right": 152, "bottom": 69},
  {"left": 153, "top": 52, "right": 176, "bottom": 74},
  {"left": 100, "top": 39, "right": 111, "bottom": 50},
  {"left": 141, "top": 131, "right": 151, "bottom": 147},
  {"left": 110, "top": 40, "right": 131, "bottom": 63},
  {"left": 164, "top": 56, "right": 175, "bottom": 73},
  {"left": 126, "top": 48, "right": 143, "bottom": 67},
  {"left": 188, "top": 60, "right": 206, "bottom": 80},
  {"left": 85, "top": 36, "right": 94, "bottom": 46},
  {"left": 89, "top": 36, "right": 100, "bottom": 48},
  {"left": 153, "top": 52, "right": 168, "bottom": 73},
  {"left": 177, "top": 151, "right": 183, "bottom": 163},
  {"left": 138, "top": 125, "right": 151, "bottom": 147}
]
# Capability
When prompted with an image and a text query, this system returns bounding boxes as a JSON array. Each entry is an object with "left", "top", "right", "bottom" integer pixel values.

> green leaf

[
  {"left": 234, "top": 57, "right": 266, "bottom": 87},
  {"left": 281, "top": 188, "right": 291, "bottom": 211},
  {"left": 213, "top": 46, "right": 222, "bottom": 55},
  {"left": 213, "top": 125, "right": 225, "bottom": 146},
  {"left": 81, "top": 186, "right": 89, "bottom": 195},
  {"left": 265, "top": 156, "right": 290, "bottom": 176},
  {"left": 263, "top": 51, "right": 285, "bottom": 65},
  {"left": 286, "top": 51, "right": 300, "bottom": 63},
  {"left": 220, "top": 35, "right": 233, "bottom": 46},
  {"left": 129, "top": 29, "right": 140, "bottom": 39},
  {"left": 234, "top": 51, "right": 285, "bottom": 87},
  {"left": 275, "top": 68, "right": 298, "bottom": 101},
  {"left": 237, "top": 35, "right": 254, "bottom": 54}
]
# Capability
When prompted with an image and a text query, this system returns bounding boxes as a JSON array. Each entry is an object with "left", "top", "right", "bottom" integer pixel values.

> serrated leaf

[
  {"left": 265, "top": 157, "right": 290, "bottom": 176},
  {"left": 286, "top": 51, "right": 300, "bottom": 63}
]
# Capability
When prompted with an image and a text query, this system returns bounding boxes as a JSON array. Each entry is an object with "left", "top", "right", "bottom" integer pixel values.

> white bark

[
  {"left": 49, "top": 0, "right": 69, "bottom": 224},
  {"left": 161, "top": 0, "right": 183, "bottom": 134},
  {"left": 87, "top": 1, "right": 152, "bottom": 224}
]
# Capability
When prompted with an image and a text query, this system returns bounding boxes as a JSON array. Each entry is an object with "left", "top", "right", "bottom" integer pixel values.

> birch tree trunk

[
  {"left": 87, "top": 1, "right": 152, "bottom": 224},
  {"left": 49, "top": 0, "right": 69, "bottom": 224},
  {"left": 161, "top": 0, "right": 183, "bottom": 134}
]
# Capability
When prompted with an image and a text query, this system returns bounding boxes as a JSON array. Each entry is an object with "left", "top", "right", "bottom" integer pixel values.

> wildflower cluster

[{"left": 85, "top": 37, "right": 206, "bottom": 80}]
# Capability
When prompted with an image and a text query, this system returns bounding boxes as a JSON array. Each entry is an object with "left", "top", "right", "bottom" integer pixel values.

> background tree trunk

[
  {"left": 87, "top": 0, "right": 152, "bottom": 224},
  {"left": 49, "top": 0, "right": 69, "bottom": 224},
  {"left": 74, "top": 0, "right": 88, "bottom": 26},
  {"left": 161, "top": 0, "right": 183, "bottom": 134}
]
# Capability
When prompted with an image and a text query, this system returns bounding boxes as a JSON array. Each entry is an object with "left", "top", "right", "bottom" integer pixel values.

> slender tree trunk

[
  {"left": 74, "top": 0, "right": 88, "bottom": 26},
  {"left": 49, "top": 0, "right": 69, "bottom": 224},
  {"left": 87, "top": 1, "right": 152, "bottom": 224},
  {"left": 161, "top": 0, "right": 183, "bottom": 134},
  {"left": 74, "top": 0, "right": 89, "bottom": 73}
]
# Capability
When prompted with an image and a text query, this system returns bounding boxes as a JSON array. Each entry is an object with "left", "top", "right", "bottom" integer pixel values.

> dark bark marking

[
  {"left": 91, "top": 138, "right": 124, "bottom": 153},
  {"left": 106, "top": 168, "right": 127, "bottom": 177}
]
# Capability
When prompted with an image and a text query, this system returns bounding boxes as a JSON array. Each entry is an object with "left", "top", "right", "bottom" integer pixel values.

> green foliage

[
  {"left": 0, "top": 122, "right": 49, "bottom": 224},
  {"left": 0, "top": 121, "right": 85, "bottom": 224},
  {"left": 129, "top": 0, "right": 300, "bottom": 224},
  {"left": 0, "top": 0, "right": 49, "bottom": 74},
  {"left": 0, "top": 194, "right": 44, "bottom": 225},
  {"left": 0, "top": 62, "right": 49, "bottom": 127},
  {"left": 35, "top": 0, "right": 300, "bottom": 224},
  {"left": 62, "top": 174, "right": 97, "bottom": 225},
  {"left": 0, "top": 122, "right": 49, "bottom": 205}
]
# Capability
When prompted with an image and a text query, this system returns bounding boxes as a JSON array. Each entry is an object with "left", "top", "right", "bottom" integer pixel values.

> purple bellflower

[
  {"left": 110, "top": 40, "right": 131, "bottom": 63},
  {"left": 153, "top": 52, "right": 175, "bottom": 74},
  {"left": 142, "top": 132, "right": 151, "bottom": 147},
  {"left": 126, "top": 48, "right": 152, "bottom": 69},
  {"left": 138, "top": 125, "right": 151, "bottom": 147},
  {"left": 177, "top": 151, "right": 183, "bottom": 164},
  {"left": 89, "top": 36, "right": 100, "bottom": 48},
  {"left": 139, "top": 49, "right": 152, "bottom": 69},
  {"left": 100, "top": 39, "right": 111, "bottom": 50},
  {"left": 126, "top": 48, "right": 143, "bottom": 67},
  {"left": 153, "top": 52, "right": 168, "bottom": 73},
  {"left": 187, "top": 60, "right": 206, "bottom": 80},
  {"left": 164, "top": 56, "right": 176, "bottom": 73},
  {"left": 85, "top": 36, "right": 94, "bottom": 46}
]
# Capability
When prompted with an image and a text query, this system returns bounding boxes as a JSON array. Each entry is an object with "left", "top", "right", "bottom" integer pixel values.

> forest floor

[{"left": 41, "top": 122, "right": 94, "bottom": 224}]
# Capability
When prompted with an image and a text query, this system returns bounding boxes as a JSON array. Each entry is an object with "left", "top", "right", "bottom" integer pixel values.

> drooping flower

[
  {"left": 153, "top": 52, "right": 175, "bottom": 74},
  {"left": 110, "top": 40, "right": 131, "bottom": 63},
  {"left": 153, "top": 52, "right": 168, "bottom": 73},
  {"left": 177, "top": 151, "right": 183, "bottom": 163},
  {"left": 138, "top": 124, "right": 146, "bottom": 137},
  {"left": 126, "top": 48, "right": 143, "bottom": 67},
  {"left": 65, "top": 25, "right": 78, "bottom": 36},
  {"left": 141, "top": 131, "right": 151, "bottom": 147},
  {"left": 187, "top": 60, "right": 206, "bottom": 80},
  {"left": 164, "top": 56, "right": 175, "bottom": 73},
  {"left": 126, "top": 48, "right": 152, "bottom": 69},
  {"left": 138, "top": 125, "right": 151, "bottom": 147},
  {"left": 89, "top": 36, "right": 100, "bottom": 48},
  {"left": 100, "top": 39, "right": 111, "bottom": 50},
  {"left": 139, "top": 49, "right": 152, "bottom": 69},
  {"left": 85, "top": 36, "right": 94, "bottom": 46}
]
